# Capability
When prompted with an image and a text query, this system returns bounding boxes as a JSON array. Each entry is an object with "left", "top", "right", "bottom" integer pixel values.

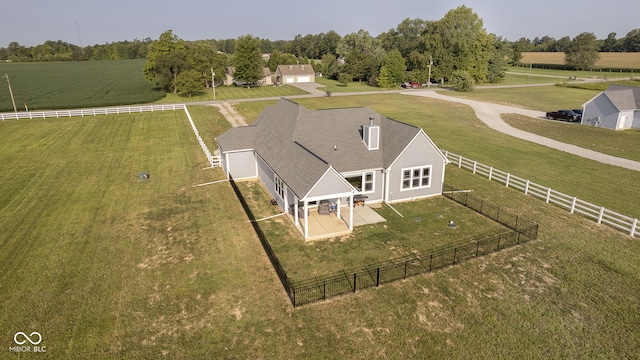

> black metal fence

[
  {"left": 228, "top": 176, "right": 295, "bottom": 304},
  {"left": 229, "top": 177, "right": 539, "bottom": 308}
]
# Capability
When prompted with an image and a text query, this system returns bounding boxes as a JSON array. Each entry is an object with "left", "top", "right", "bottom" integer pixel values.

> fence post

[
  {"left": 457, "top": 155, "right": 462, "bottom": 168},
  {"left": 323, "top": 280, "right": 326, "bottom": 300},
  {"left": 545, "top": 188, "right": 551, "bottom": 203},
  {"left": 404, "top": 261, "right": 407, "bottom": 278},
  {"left": 376, "top": 268, "right": 380, "bottom": 287},
  {"left": 570, "top": 197, "right": 577, "bottom": 213},
  {"left": 293, "top": 287, "right": 296, "bottom": 308},
  {"left": 496, "top": 235, "right": 501, "bottom": 251},
  {"left": 524, "top": 180, "right": 530, "bottom": 195},
  {"left": 429, "top": 254, "right": 433, "bottom": 272},
  {"left": 505, "top": 173, "right": 510, "bottom": 187},
  {"left": 475, "top": 242, "right": 480, "bottom": 257},
  {"left": 488, "top": 167, "right": 493, "bottom": 181},
  {"left": 453, "top": 248, "right": 457, "bottom": 264},
  {"left": 353, "top": 273, "right": 357, "bottom": 293},
  {"left": 598, "top": 207, "right": 605, "bottom": 224},
  {"left": 631, "top": 218, "right": 638, "bottom": 237},
  {"left": 473, "top": 161, "right": 477, "bottom": 174}
]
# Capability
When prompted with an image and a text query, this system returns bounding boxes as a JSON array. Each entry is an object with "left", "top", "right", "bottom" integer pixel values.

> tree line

[{"left": 2, "top": 6, "right": 638, "bottom": 94}]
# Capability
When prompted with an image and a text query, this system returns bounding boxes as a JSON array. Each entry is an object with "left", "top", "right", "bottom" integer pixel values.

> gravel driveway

[{"left": 403, "top": 90, "right": 640, "bottom": 172}]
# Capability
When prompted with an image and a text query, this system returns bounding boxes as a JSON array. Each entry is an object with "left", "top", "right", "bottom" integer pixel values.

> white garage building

[{"left": 276, "top": 64, "right": 315, "bottom": 84}]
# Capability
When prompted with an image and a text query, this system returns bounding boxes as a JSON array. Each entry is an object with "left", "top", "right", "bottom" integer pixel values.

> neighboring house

[
  {"left": 223, "top": 66, "right": 273, "bottom": 86},
  {"left": 581, "top": 85, "right": 640, "bottom": 130},
  {"left": 215, "top": 99, "right": 449, "bottom": 239},
  {"left": 275, "top": 64, "right": 315, "bottom": 84}
]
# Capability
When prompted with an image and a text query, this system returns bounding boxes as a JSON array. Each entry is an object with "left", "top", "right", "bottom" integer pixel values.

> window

[
  {"left": 275, "top": 175, "right": 285, "bottom": 199},
  {"left": 364, "top": 172, "right": 374, "bottom": 192},
  {"left": 346, "top": 172, "right": 374, "bottom": 193},
  {"left": 401, "top": 166, "right": 431, "bottom": 190}
]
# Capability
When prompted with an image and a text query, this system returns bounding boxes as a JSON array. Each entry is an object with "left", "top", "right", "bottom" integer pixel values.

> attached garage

[
  {"left": 296, "top": 76, "right": 311, "bottom": 83},
  {"left": 284, "top": 76, "right": 295, "bottom": 84}
]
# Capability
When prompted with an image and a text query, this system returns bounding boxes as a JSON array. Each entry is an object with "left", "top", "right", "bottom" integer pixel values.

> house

[
  {"left": 581, "top": 85, "right": 640, "bottom": 130},
  {"left": 215, "top": 99, "right": 449, "bottom": 240},
  {"left": 223, "top": 66, "right": 273, "bottom": 86},
  {"left": 275, "top": 64, "right": 315, "bottom": 84}
]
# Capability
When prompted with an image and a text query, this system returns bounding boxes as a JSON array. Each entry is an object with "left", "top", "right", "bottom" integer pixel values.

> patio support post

[
  {"left": 336, "top": 198, "right": 341, "bottom": 218},
  {"left": 304, "top": 200, "right": 309, "bottom": 239},
  {"left": 349, "top": 195, "right": 354, "bottom": 231},
  {"left": 294, "top": 195, "right": 299, "bottom": 226}
]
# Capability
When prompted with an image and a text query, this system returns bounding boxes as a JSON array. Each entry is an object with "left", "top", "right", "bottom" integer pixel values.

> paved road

[{"left": 403, "top": 90, "right": 640, "bottom": 172}]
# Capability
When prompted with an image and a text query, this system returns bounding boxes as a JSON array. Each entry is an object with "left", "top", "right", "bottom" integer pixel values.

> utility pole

[
  {"left": 427, "top": 55, "right": 433, "bottom": 88},
  {"left": 211, "top": 68, "right": 216, "bottom": 100},
  {"left": 3, "top": 73, "right": 17, "bottom": 112}
]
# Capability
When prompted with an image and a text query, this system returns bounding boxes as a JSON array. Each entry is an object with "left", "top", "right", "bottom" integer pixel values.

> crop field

[
  {"left": 1, "top": 95, "right": 639, "bottom": 358},
  {"left": 0, "top": 60, "right": 164, "bottom": 112},
  {"left": 520, "top": 52, "right": 640, "bottom": 69}
]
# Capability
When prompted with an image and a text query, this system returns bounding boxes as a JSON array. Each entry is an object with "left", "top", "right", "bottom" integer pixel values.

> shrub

[{"left": 451, "top": 70, "right": 475, "bottom": 92}]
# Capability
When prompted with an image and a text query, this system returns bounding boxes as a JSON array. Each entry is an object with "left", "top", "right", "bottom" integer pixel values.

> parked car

[
  {"left": 401, "top": 82, "right": 420, "bottom": 89},
  {"left": 545, "top": 110, "right": 581, "bottom": 122}
]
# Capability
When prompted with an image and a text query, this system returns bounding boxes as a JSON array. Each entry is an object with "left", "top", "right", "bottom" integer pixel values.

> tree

[
  {"left": 450, "top": 70, "right": 474, "bottom": 92},
  {"left": 337, "top": 73, "right": 352, "bottom": 86},
  {"left": 623, "top": 29, "right": 640, "bottom": 52},
  {"left": 143, "top": 30, "right": 188, "bottom": 93},
  {"left": 341, "top": 49, "right": 377, "bottom": 82},
  {"left": 601, "top": 32, "right": 618, "bottom": 52},
  {"left": 186, "top": 41, "right": 218, "bottom": 87},
  {"left": 174, "top": 69, "right": 204, "bottom": 97},
  {"left": 233, "top": 35, "right": 263, "bottom": 86},
  {"left": 377, "top": 50, "right": 406, "bottom": 88},
  {"left": 565, "top": 32, "right": 600, "bottom": 70},
  {"left": 487, "top": 37, "right": 510, "bottom": 83},
  {"left": 420, "top": 6, "right": 494, "bottom": 84},
  {"left": 267, "top": 50, "right": 298, "bottom": 72}
]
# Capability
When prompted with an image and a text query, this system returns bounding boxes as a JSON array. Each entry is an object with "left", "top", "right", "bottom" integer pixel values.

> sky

[{"left": 2, "top": 0, "right": 638, "bottom": 47}]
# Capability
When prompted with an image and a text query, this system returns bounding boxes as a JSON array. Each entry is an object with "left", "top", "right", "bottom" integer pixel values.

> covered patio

[{"left": 291, "top": 204, "right": 387, "bottom": 241}]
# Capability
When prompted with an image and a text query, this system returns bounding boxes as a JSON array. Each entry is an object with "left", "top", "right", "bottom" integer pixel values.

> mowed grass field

[
  {"left": 0, "top": 95, "right": 640, "bottom": 359},
  {"left": 520, "top": 51, "right": 640, "bottom": 69},
  {"left": 0, "top": 60, "right": 164, "bottom": 112},
  {"left": 1, "top": 98, "right": 639, "bottom": 358}
]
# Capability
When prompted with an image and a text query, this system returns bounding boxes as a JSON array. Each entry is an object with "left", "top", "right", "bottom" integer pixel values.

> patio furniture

[
  {"left": 353, "top": 194, "right": 368, "bottom": 207},
  {"left": 318, "top": 200, "right": 330, "bottom": 215}
]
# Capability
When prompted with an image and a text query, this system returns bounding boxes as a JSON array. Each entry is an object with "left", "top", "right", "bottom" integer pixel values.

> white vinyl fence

[
  {"left": 0, "top": 104, "right": 220, "bottom": 168},
  {"left": 443, "top": 150, "right": 639, "bottom": 238}
]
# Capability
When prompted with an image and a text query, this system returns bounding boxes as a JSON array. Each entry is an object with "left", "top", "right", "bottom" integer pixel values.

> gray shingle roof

[
  {"left": 276, "top": 64, "right": 315, "bottom": 76},
  {"left": 605, "top": 85, "right": 640, "bottom": 110},
  {"left": 216, "top": 99, "right": 421, "bottom": 198}
]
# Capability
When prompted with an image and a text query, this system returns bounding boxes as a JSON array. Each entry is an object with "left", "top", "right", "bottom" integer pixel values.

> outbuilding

[{"left": 581, "top": 85, "right": 640, "bottom": 130}]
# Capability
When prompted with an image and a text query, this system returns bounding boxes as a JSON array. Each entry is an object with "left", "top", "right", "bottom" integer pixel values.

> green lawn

[
  {"left": 316, "top": 77, "right": 381, "bottom": 93},
  {"left": 236, "top": 180, "right": 508, "bottom": 279},
  {"left": 503, "top": 114, "right": 640, "bottom": 162},
  {"left": 0, "top": 60, "right": 164, "bottom": 111},
  {"left": 1, "top": 99, "right": 639, "bottom": 358},
  {"left": 508, "top": 65, "right": 638, "bottom": 80},
  {"left": 447, "top": 85, "right": 600, "bottom": 111}
]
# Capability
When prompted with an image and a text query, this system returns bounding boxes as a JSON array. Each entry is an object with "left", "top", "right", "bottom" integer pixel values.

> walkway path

[
  {"left": 213, "top": 102, "right": 247, "bottom": 127},
  {"left": 403, "top": 90, "right": 640, "bottom": 172}
]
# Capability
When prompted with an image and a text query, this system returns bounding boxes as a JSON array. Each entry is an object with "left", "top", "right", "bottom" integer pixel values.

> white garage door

[
  {"left": 297, "top": 76, "right": 311, "bottom": 83},
  {"left": 285, "top": 76, "right": 295, "bottom": 84}
]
